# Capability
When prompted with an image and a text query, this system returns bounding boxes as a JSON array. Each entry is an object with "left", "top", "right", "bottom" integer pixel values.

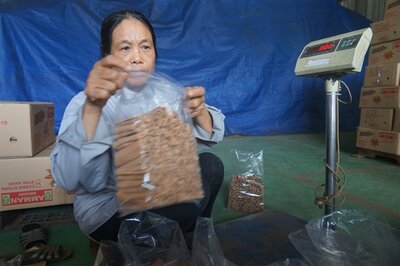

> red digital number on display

[{"left": 318, "top": 43, "right": 334, "bottom": 51}]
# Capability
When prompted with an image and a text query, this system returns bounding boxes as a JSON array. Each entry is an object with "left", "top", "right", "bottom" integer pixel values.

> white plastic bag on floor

[
  {"left": 191, "top": 217, "right": 237, "bottom": 266},
  {"left": 117, "top": 212, "right": 191, "bottom": 266},
  {"left": 94, "top": 213, "right": 235, "bottom": 266},
  {"left": 94, "top": 241, "right": 127, "bottom": 266},
  {"left": 270, "top": 209, "right": 400, "bottom": 266}
]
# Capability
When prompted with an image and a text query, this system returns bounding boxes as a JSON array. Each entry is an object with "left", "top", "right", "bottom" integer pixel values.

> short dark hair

[{"left": 100, "top": 10, "right": 157, "bottom": 58}]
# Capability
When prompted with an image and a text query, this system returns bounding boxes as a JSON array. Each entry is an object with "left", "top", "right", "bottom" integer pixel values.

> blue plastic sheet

[{"left": 0, "top": 0, "right": 370, "bottom": 135}]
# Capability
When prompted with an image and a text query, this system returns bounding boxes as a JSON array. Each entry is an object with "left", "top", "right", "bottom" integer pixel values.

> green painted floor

[{"left": 1, "top": 131, "right": 399, "bottom": 265}]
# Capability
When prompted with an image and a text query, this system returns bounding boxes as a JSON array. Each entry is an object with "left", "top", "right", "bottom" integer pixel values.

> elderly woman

[{"left": 51, "top": 9, "right": 225, "bottom": 242}]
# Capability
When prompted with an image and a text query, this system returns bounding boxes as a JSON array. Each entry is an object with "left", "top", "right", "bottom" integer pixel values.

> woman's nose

[{"left": 130, "top": 49, "right": 143, "bottom": 64}]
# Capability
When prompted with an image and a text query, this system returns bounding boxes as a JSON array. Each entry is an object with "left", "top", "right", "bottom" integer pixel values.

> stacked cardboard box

[
  {"left": 384, "top": 0, "right": 400, "bottom": 19},
  {"left": 0, "top": 102, "right": 73, "bottom": 211},
  {"left": 356, "top": 0, "right": 400, "bottom": 156}
]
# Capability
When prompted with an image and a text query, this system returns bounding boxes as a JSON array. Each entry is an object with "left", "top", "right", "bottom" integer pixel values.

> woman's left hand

[
  {"left": 185, "top": 86, "right": 213, "bottom": 134},
  {"left": 186, "top": 86, "right": 207, "bottom": 118}
]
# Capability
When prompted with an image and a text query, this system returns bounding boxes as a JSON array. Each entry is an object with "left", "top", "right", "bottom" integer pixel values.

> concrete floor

[{"left": 211, "top": 131, "right": 400, "bottom": 229}]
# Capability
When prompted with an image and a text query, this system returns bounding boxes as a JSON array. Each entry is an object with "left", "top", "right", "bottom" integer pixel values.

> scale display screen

[
  {"left": 300, "top": 40, "right": 340, "bottom": 58},
  {"left": 337, "top": 34, "right": 361, "bottom": 51},
  {"left": 295, "top": 28, "right": 372, "bottom": 77},
  {"left": 300, "top": 34, "right": 362, "bottom": 58}
]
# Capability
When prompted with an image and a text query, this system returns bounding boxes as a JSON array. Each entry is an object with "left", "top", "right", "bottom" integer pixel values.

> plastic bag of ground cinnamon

[
  {"left": 227, "top": 149, "right": 264, "bottom": 213},
  {"left": 112, "top": 72, "right": 204, "bottom": 215}
]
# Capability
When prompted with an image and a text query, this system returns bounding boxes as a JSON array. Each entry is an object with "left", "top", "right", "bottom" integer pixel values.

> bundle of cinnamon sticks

[{"left": 113, "top": 107, "right": 204, "bottom": 213}]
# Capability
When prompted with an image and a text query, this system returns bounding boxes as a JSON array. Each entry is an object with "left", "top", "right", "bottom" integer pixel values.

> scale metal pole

[{"left": 324, "top": 78, "right": 339, "bottom": 215}]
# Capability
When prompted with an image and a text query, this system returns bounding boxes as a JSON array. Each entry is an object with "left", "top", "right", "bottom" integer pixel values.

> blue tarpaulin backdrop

[{"left": 0, "top": 0, "right": 370, "bottom": 135}]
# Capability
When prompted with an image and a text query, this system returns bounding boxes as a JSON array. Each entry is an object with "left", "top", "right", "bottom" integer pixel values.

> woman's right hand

[
  {"left": 82, "top": 55, "right": 132, "bottom": 140},
  {"left": 84, "top": 55, "right": 132, "bottom": 108}
]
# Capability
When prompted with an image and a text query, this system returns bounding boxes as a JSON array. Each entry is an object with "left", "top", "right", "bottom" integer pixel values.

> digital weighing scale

[{"left": 295, "top": 27, "right": 372, "bottom": 215}]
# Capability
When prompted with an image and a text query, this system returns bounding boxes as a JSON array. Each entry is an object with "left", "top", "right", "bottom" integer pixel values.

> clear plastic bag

[
  {"left": 191, "top": 217, "right": 237, "bottom": 266},
  {"left": 94, "top": 241, "right": 127, "bottom": 266},
  {"left": 111, "top": 72, "right": 204, "bottom": 215},
  {"left": 113, "top": 72, "right": 191, "bottom": 124},
  {"left": 284, "top": 209, "right": 400, "bottom": 266},
  {"left": 94, "top": 213, "right": 235, "bottom": 266},
  {"left": 117, "top": 212, "right": 191, "bottom": 266},
  {"left": 227, "top": 149, "right": 264, "bottom": 213}
]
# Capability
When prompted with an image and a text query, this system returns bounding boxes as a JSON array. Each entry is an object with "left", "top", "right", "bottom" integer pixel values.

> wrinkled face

[{"left": 111, "top": 18, "right": 156, "bottom": 87}]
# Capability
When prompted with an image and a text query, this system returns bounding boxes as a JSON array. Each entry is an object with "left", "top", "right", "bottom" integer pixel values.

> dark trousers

[{"left": 90, "top": 152, "right": 224, "bottom": 242}]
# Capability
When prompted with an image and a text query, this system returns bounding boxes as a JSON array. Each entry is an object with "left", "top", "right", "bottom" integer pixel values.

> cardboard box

[
  {"left": 371, "top": 16, "right": 400, "bottom": 45},
  {"left": 384, "top": 0, "right": 400, "bottom": 19},
  {"left": 356, "top": 127, "right": 400, "bottom": 155},
  {"left": 359, "top": 86, "right": 400, "bottom": 108},
  {"left": 0, "top": 144, "right": 71, "bottom": 211},
  {"left": 65, "top": 191, "right": 75, "bottom": 204},
  {"left": 394, "top": 109, "right": 400, "bottom": 132},
  {"left": 363, "top": 63, "right": 400, "bottom": 87},
  {"left": 359, "top": 108, "right": 394, "bottom": 131},
  {"left": 0, "top": 102, "right": 55, "bottom": 157},
  {"left": 368, "top": 40, "right": 400, "bottom": 65}
]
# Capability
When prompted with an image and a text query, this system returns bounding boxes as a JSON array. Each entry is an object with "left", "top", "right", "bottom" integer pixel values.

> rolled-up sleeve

[
  {"left": 51, "top": 93, "right": 113, "bottom": 193},
  {"left": 192, "top": 104, "right": 225, "bottom": 151}
]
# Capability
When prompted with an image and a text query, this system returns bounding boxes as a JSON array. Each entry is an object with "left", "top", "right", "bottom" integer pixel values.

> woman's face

[{"left": 110, "top": 18, "right": 156, "bottom": 86}]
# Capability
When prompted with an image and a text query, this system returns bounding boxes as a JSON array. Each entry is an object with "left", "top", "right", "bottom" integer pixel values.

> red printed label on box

[
  {"left": 1, "top": 180, "right": 42, "bottom": 191},
  {"left": 382, "top": 87, "right": 398, "bottom": 94},
  {"left": 379, "top": 132, "right": 396, "bottom": 141},
  {"left": 1, "top": 189, "right": 53, "bottom": 206}
]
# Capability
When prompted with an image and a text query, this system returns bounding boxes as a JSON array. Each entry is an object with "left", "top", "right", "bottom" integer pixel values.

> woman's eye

[
  {"left": 120, "top": 46, "right": 130, "bottom": 51},
  {"left": 142, "top": 45, "right": 150, "bottom": 50}
]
